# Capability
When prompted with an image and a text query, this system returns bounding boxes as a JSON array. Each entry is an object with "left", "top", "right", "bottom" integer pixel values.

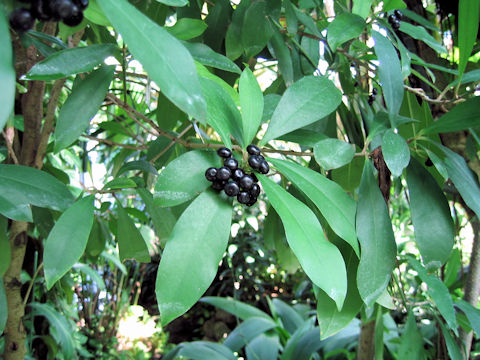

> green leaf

[
  {"left": 408, "top": 257, "right": 458, "bottom": 332},
  {"left": 137, "top": 188, "right": 176, "bottom": 247},
  {"left": 117, "top": 160, "right": 158, "bottom": 176},
  {"left": 25, "top": 44, "right": 116, "bottom": 81},
  {"left": 382, "top": 0, "right": 406, "bottom": 12},
  {"left": 398, "top": 311, "right": 424, "bottom": 360},
  {"left": 200, "top": 77, "right": 243, "bottom": 148},
  {"left": 167, "top": 18, "right": 207, "bottom": 40},
  {"left": 423, "top": 97, "right": 480, "bottom": 135},
  {"left": 259, "top": 174, "right": 347, "bottom": 309},
  {"left": 225, "top": 0, "right": 250, "bottom": 60},
  {"left": 406, "top": 158, "right": 454, "bottom": 268},
  {"left": 448, "top": 69, "right": 480, "bottom": 88},
  {"left": 29, "top": 302, "right": 75, "bottom": 358},
  {"left": 83, "top": 0, "right": 111, "bottom": 25},
  {"left": 242, "top": 1, "right": 274, "bottom": 58},
  {"left": 85, "top": 218, "right": 108, "bottom": 258},
  {"left": 174, "top": 342, "right": 237, "bottom": 360},
  {"left": 182, "top": 42, "right": 241, "bottom": 74},
  {"left": 0, "top": 7, "right": 15, "bottom": 131},
  {"left": 438, "top": 320, "right": 463, "bottom": 360},
  {"left": 200, "top": 296, "right": 273, "bottom": 321},
  {"left": 103, "top": 177, "right": 137, "bottom": 190},
  {"left": 0, "top": 193, "right": 32, "bottom": 222},
  {"left": 98, "top": 0, "right": 207, "bottom": 122},
  {"left": 44, "top": 196, "right": 94, "bottom": 289},
  {"left": 458, "top": 0, "right": 480, "bottom": 79},
  {"left": 313, "top": 138, "right": 356, "bottom": 170},
  {"left": 268, "top": 30, "right": 295, "bottom": 87},
  {"left": 327, "top": 13, "right": 365, "bottom": 50},
  {"left": 269, "top": 158, "right": 359, "bottom": 256},
  {"left": 116, "top": 203, "right": 150, "bottom": 262},
  {"left": 331, "top": 156, "right": 365, "bottom": 193},
  {"left": 154, "top": 150, "right": 220, "bottom": 207},
  {"left": 373, "top": 31, "right": 404, "bottom": 115},
  {"left": 224, "top": 317, "right": 277, "bottom": 351},
  {"left": 399, "top": 22, "right": 447, "bottom": 54},
  {"left": 280, "top": 324, "right": 322, "bottom": 360},
  {"left": 456, "top": 299, "right": 480, "bottom": 336},
  {"left": 73, "top": 263, "right": 106, "bottom": 291},
  {"left": 382, "top": 130, "right": 410, "bottom": 177},
  {"left": 0, "top": 278, "right": 6, "bottom": 335},
  {"left": 239, "top": 67, "right": 264, "bottom": 145},
  {"left": 156, "top": 190, "right": 232, "bottom": 325},
  {"left": 54, "top": 65, "right": 114, "bottom": 152},
  {"left": 352, "top": 0, "right": 373, "bottom": 19},
  {"left": 271, "top": 298, "right": 304, "bottom": 333},
  {"left": 245, "top": 334, "right": 280, "bottom": 360},
  {"left": 0, "top": 217, "right": 10, "bottom": 276},
  {"left": 260, "top": 76, "right": 342, "bottom": 145},
  {"left": 155, "top": 0, "right": 188, "bottom": 6},
  {"left": 356, "top": 160, "right": 396, "bottom": 307},
  {"left": 0, "top": 164, "right": 74, "bottom": 211}
]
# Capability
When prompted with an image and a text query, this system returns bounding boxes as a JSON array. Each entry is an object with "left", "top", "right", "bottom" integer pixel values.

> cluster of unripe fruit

[
  {"left": 388, "top": 10, "right": 403, "bottom": 30},
  {"left": 205, "top": 145, "right": 269, "bottom": 206},
  {"left": 9, "top": 0, "right": 89, "bottom": 33}
]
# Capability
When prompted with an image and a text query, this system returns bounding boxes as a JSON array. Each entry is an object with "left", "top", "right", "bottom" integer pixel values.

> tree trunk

[{"left": 357, "top": 320, "right": 376, "bottom": 360}]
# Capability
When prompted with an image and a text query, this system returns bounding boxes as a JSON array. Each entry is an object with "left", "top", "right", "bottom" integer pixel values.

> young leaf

[
  {"left": 98, "top": 0, "right": 207, "bottom": 122},
  {"left": 239, "top": 67, "right": 264, "bottom": 145},
  {"left": 327, "top": 13, "right": 365, "bottom": 50},
  {"left": 382, "top": 130, "right": 410, "bottom": 177},
  {"left": 269, "top": 158, "right": 359, "bottom": 256},
  {"left": 398, "top": 312, "right": 424, "bottom": 360},
  {"left": 0, "top": 7, "right": 15, "bottom": 131},
  {"left": 373, "top": 31, "right": 404, "bottom": 115},
  {"left": 116, "top": 203, "right": 150, "bottom": 262},
  {"left": 156, "top": 190, "right": 232, "bottom": 325},
  {"left": 54, "top": 65, "right": 115, "bottom": 152},
  {"left": 200, "top": 296, "right": 273, "bottom": 321},
  {"left": 406, "top": 157, "right": 454, "bottom": 268},
  {"left": 0, "top": 164, "right": 74, "bottom": 211},
  {"left": 260, "top": 76, "right": 342, "bottom": 145},
  {"left": 0, "top": 278, "right": 6, "bottom": 335},
  {"left": 44, "top": 196, "right": 95, "bottom": 289},
  {"left": 259, "top": 174, "right": 347, "bottom": 309},
  {"left": 457, "top": 0, "right": 480, "bottom": 80},
  {"left": 154, "top": 150, "right": 220, "bottom": 207},
  {"left": 25, "top": 44, "right": 116, "bottom": 80},
  {"left": 356, "top": 160, "right": 396, "bottom": 307},
  {"left": 313, "top": 138, "right": 356, "bottom": 170}
]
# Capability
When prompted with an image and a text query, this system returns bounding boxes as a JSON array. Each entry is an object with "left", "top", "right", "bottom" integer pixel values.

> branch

[
  {"left": 404, "top": 85, "right": 465, "bottom": 105},
  {"left": 82, "top": 135, "right": 148, "bottom": 150},
  {"left": 2, "top": 129, "right": 19, "bottom": 165}
]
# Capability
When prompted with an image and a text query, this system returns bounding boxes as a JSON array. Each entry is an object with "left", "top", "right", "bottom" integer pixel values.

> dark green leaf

[
  {"left": 382, "top": 130, "right": 410, "bottom": 177},
  {"left": 44, "top": 196, "right": 95, "bottom": 289},
  {"left": 398, "top": 311, "right": 424, "bottom": 360},
  {"left": 0, "top": 278, "right": 6, "bottom": 335},
  {"left": 269, "top": 158, "right": 359, "bottom": 255},
  {"left": 103, "top": 177, "right": 137, "bottom": 190},
  {"left": 261, "top": 76, "right": 342, "bottom": 144},
  {"left": 156, "top": 190, "right": 232, "bottom": 325},
  {"left": 457, "top": 0, "right": 480, "bottom": 79},
  {"left": 406, "top": 158, "right": 454, "bottom": 268},
  {"left": 182, "top": 42, "right": 241, "bottom": 74},
  {"left": 456, "top": 299, "right": 480, "bottom": 336},
  {"left": 98, "top": 0, "right": 207, "bottom": 122},
  {"left": 0, "top": 164, "right": 74, "bottom": 211},
  {"left": 117, "top": 160, "right": 158, "bottom": 176},
  {"left": 0, "top": 7, "right": 15, "bottom": 130},
  {"left": 85, "top": 218, "right": 108, "bottom": 258},
  {"left": 331, "top": 156, "right": 365, "bottom": 193},
  {"left": 268, "top": 30, "right": 295, "bottom": 86},
  {"left": 438, "top": 320, "right": 463, "bottom": 360},
  {"left": 54, "top": 65, "right": 114, "bottom": 152},
  {"left": 224, "top": 317, "right": 277, "bottom": 351},
  {"left": 116, "top": 203, "right": 150, "bottom": 262},
  {"left": 245, "top": 334, "right": 280, "bottom": 360},
  {"left": 154, "top": 150, "right": 220, "bottom": 207},
  {"left": 373, "top": 31, "right": 404, "bottom": 115},
  {"left": 25, "top": 44, "right": 116, "bottom": 80},
  {"left": 242, "top": 1, "right": 274, "bottom": 57},
  {"left": 73, "top": 263, "right": 106, "bottom": 291},
  {"left": 239, "top": 67, "right": 264, "bottom": 145},
  {"left": 0, "top": 193, "right": 32, "bottom": 222},
  {"left": 259, "top": 174, "right": 347, "bottom": 309},
  {"left": 356, "top": 160, "right": 396, "bottom": 306},
  {"left": 177, "top": 341, "right": 237, "bottom": 360},
  {"left": 167, "top": 18, "right": 207, "bottom": 40},
  {"left": 327, "top": 13, "right": 365, "bottom": 50},
  {"left": 313, "top": 139, "right": 356, "bottom": 170},
  {"left": 399, "top": 22, "right": 446, "bottom": 54},
  {"left": 225, "top": 0, "right": 250, "bottom": 60},
  {"left": 352, "top": 0, "right": 373, "bottom": 18},
  {"left": 200, "top": 296, "right": 273, "bottom": 321}
]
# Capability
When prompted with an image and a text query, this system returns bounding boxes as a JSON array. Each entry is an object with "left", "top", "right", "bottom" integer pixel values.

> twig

[
  {"left": 82, "top": 135, "right": 148, "bottom": 150},
  {"left": 22, "top": 263, "right": 44, "bottom": 306},
  {"left": 404, "top": 85, "right": 465, "bottom": 105},
  {"left": 2, "top": 129, "right": 19, "bottom": 164}
]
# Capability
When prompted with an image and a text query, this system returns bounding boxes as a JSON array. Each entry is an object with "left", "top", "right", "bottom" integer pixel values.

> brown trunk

[{"left": 357, "top": 320, "right": 376, "bottom": 360}]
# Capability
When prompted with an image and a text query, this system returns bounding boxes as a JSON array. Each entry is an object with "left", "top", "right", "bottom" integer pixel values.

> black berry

[
  {"left": 217, "top": 147, "right": 232, "bottom": 158},
  {"left": 9, "top": 8, "right": 35, "bottom": 32},
  {"left": 224, "top": 157, "right": 238, "bottom": 171},
  {"left": 31, "top": 0, "right": 53, "bottom": 21},
  {"left": 388, "top": 14, "right": 397, "bottom": 24},
  {"left": 391, "top": 20, "right": 400, "bottom": 30},
  {"left": 239, "top": 175, "right": 254, "bottom": 190},
  {"left": 49, "top": 0, "right": 78, "bottom": 20},
  {"left": 237, "top": 191, "right": 251, "bottom": 204},
  {"left": 248, "top": 155, "right": 262, "bottom": 170},
  {"left": 394, "top": 10, "right": 402, "bottom": 20},
  {"left": 63, "top": 10, "right": 83, "bottom": 26},
  {"left": 425, "top": 158, "right": 434, "bottom": 167},
  {"left": 258, "top": 161, "right": 270, "bottom": 174},
  {"left": 368, "top": 95, "right": 375, "bottom": 106},
  {"left": 232, "top": 168, "right": 244, "bottom": 181},
  {"left": 372, "top": 88, "right": 378, "bottom": 95},
  {"left": 73, "top": 0, "right": 89, "bottom": 10},
  {"left": 250, "top": 173, "right": 259, "bottom": 183},
  {"left": 249, "top": 183, "right": 260, "bottom": 197},
  {"left": 246, "top": 144, "right": 261, "bottom": 156},
  {"left": 246, "top": 196, "right": 257, "bottom": 207},
  {"left": 205, "top": 167, "right": 217, "bottom": 182},
  {"left": 224, "top": 181, "right": 240, "bottom": 197},
  {"left": 212, "top": 180, "right": 226, "bottom": 191},
  {"left": 216, "top": 166, "right": 231, "bottom": 181}
]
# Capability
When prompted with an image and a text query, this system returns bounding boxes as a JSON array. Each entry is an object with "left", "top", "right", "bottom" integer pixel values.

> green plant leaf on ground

[
  {"left": 259, "top": 174, "right": 347, "bottom": 309},
  {"left": 98, "top": 0, "right": 207, "bottom": 122},
  {"left": 239, "top": 67, "right": 264, "bottom": 146},
  {"left": 44, "top": 196, "right": 95, "bottom": 289},
  {"left": 406, "top": 157, "right": 454, "bottom": 268},
  {"left": 356, "top": 160, "right": 397, "bottom": 307},
  {"left": 313, "top": 138, "right": 356, "bottom": 170},
  {"left": 382, "top": 130, "right": 410, "bottom": 177},
  {"left": 0, "top": 7, "right": 15, "bottom": 131},
  {"left": 156, "top": 190, "right": 232, "bottom": 326},
  {"left": 116, "top": 203, "right": 150, "bottom": 262}
]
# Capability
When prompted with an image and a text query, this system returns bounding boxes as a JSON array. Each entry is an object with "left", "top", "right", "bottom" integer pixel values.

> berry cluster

[
  {"left": 368, "top": 87, "right": 378, "bottom": 106},
  {"left": 9, "top": 0, "right": 89, "bottom": 33},
  {"left": 205, "top": 145, "right": 269, "bottom": 206},
  {"left": 388, "top": 10, "right": 402, "bottom": 30}
]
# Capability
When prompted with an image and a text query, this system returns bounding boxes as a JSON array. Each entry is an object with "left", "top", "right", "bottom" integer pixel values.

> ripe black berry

[
  {"left": 249, "top": 183, "right": 260, "bottom": 198},
  {"left": 31, "top": 0, "right": 53, "bottom": 21},
  {"left": 258, "top": 160, "right": 270, "bottom": 174},
  {"left": 63, "top": 10, "right": 83, "bottom": 26},
  {"left": 246, "top": 196, "right": 257, "bottom": 207},
  {"left": 224, "top": 157, "right": 238, "bottom": 171},
  {"left": 368, "top": 95, "right": 375, "bottom": 106},
  {"left": 216, "top": 166, "right": 231, "bottom": 181},
  {"left": 49, "top": 0, "right": 78, "bottom": 20},
  {"left": 248, "top": 155, "right": 262, "bottom": 170},
  {"left": 388, "top": 14, "right": 397, "bottom": 24},
  {"left": 74, "top": 0, "right": 89, "bottom": 10},
  {"left": 391, "top": 20, "right": 400, "bottom": 30},
  {"left": 239, "top": 175, "right": 254, "bottom": 190},
  {"left": 205, "top": 167, "right": 217, "bottom": 182},
  {"left": 425, "top": 158, "right": 434, "bottom": 167},
  {"left": 372, "top": 88, "right": 378, "bottom": 95},
  {"left": 212, "top": 180, "right": 226, "bottom": 191},
  {"left": 246, "top": 144, "right": 261, "bottom": 156},
  {"left": 250, "top": 173, "right": 258, "bottom": 183},
  {"left": 224, "top": 181, "right": 240, "bottom": 197},
  {"left": 217, "top": 147, "right": 232, "bottom": 158},
  {"left": 232, "top": 168, "right": 244, "bottom": 181},
  {"left": 9, "top": 8, "right": 35, "bottom": 32},
  {"left": 393, "top": 10, "right": 402, "bottom": 20},
  {"left": 237, "top": 191, "right": 251, "bottom": 204}
]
